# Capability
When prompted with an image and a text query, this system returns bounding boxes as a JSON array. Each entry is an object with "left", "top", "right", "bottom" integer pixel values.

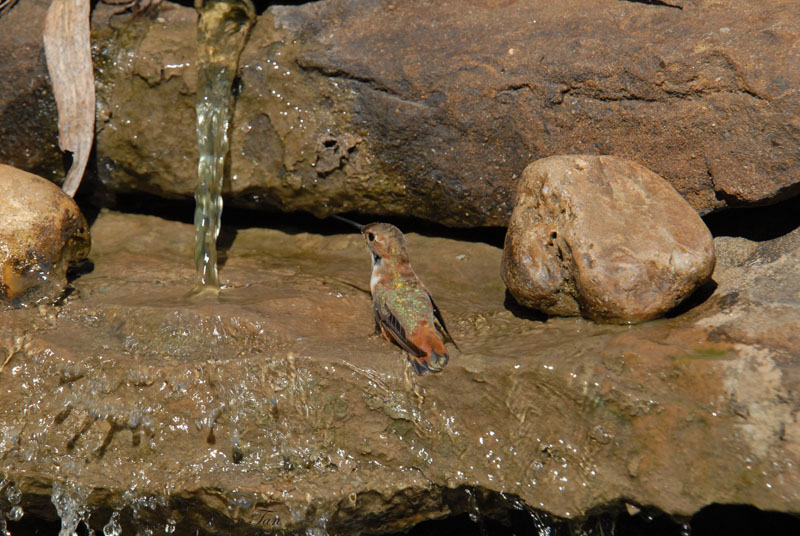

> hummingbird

[{"left": 333, "top": 215, "right": 458, "bottom": 374}]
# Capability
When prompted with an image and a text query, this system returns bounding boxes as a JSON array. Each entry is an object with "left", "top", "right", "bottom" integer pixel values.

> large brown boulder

[
  {"left": 4, "top": 0, "right": 800, "bottom": 226},
  {"left": 502, "top": 155, "right": 716, "bottom": 323}
]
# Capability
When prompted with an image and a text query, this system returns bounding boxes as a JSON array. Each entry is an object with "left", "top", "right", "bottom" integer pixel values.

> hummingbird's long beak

[{"left": 331, "top": 214, "right": 365, "bottom": 232}]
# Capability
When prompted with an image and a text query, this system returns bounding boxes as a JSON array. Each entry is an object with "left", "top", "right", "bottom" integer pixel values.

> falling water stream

[{"left": 191, "top": 0, "right": 255, "bottom": 295}]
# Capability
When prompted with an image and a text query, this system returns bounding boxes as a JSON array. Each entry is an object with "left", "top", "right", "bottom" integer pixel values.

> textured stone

[
  {"left": 0, "top": 211, "right": 797, "bottom": 534},
  {"left": 502, "top": 155, "right": 715, "bottom": 323},
  {"left": 95, "top": 0, "right": 800, "bottom": 224},
  {"left": 4, "top": 0, "right": 800, "bottom": 225},
  {"left": 0, "top": 0, "right": 64, "bottom": 183},
  {"left": 0, "top": 165, "right": 91, "bottom": 309}
]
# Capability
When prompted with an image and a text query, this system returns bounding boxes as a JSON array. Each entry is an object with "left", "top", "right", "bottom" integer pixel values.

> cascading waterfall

[{"left": 192, "top": 0, "right": 255, "bottom": 295}]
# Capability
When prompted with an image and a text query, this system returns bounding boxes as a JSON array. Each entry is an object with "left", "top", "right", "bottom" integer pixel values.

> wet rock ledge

[
  {"left": 0, "top": 210, "right": 797, "bottom": 534},
  {"left": 92, "top": 0, "right": 800, "bottom": 225},
  {"left": 3, "top": 0, "right": 800, "bottom": 225}
]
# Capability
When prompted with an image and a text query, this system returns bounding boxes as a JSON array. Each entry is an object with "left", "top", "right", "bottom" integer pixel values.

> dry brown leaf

[{"left": 43, "top": 0, "right": 94, "bottom": 197}]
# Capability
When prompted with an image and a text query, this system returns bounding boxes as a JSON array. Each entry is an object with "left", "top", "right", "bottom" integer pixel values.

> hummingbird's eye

[{"left": 367, "top": 232, "right": 376, "bottom": 242}]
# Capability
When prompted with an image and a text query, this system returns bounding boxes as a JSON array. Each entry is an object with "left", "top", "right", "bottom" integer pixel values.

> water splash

[
  {"left": 464, "top": 487, "right": 480, "bottom": 524},
  {"left": 0, "top": 478, "right": 16, "bottom": 536},
  {"left": 191, "top": 0, "right": 256, "bottom": 295},
  {"left": 5, "top": 506, "right": 22, "bottom": 522},
  {"left": 3, "top": 485, "right": 20, "bottom": 507},
  {"left": 102, "top": 511, "right": 121, "bottom": 536},
  {"left": 305, "top": 515, "right": 329, "bottom": 536},
  {"left": 51, "top": 481, "right": 90, "bottom": 536}
]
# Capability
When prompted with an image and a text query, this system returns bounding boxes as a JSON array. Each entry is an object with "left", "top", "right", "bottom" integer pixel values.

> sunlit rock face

[
  {"left": 502, "top": 155, "right": 715, "bottom": 323},
  {"left": 0, "top": 165, "right": 90, "bottom": 310},
  {"left": 2, "top": 0, "right": 795, "bottom": 226},
  {"left": 0, "top": 211, "right": 796, "bottom": 533}
]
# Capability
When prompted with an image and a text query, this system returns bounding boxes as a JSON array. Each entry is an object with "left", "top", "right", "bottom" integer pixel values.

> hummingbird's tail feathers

[
  {"left": 406, "top": 325, "right": 450, "bottom": 375},
  {"left": 410, "top": 357, "right": 430, "bottom": 375},
  {"left": 409, "top": 350, "right": 448, "bottom": 375},
  {"left": 428, "top": 350, "right": 449, "bottom": 371}
]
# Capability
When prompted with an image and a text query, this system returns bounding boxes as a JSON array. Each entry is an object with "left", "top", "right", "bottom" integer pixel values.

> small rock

[
  {"left": 0, "top": 165, "right": 91, "bottom": 309},
  {"left": 502, "top": 155, "right": 715, "bottom": 323}
]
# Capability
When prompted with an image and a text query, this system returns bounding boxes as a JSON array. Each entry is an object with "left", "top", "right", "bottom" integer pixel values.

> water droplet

[
  {"left": 102, "top": 511, "right": 121, "bottom": 536},
  {"left": 5, "top": 506, "right": 23, "bottom": 522},
  {"left": 4, "top": 486, "right": 20, "bottom": 505}
]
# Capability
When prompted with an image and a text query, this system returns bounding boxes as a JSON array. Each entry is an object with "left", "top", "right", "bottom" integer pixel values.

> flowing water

[{"left": 192, "top": 0, "right": 255, "bottom": 294}]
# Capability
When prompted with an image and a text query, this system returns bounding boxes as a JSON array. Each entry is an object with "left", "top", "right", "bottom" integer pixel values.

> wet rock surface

[
  {"left": 0, "top": 0, "right": 64, "bottom": 184},
  {"left": 502, "top": 155, "right": 715, "bottom": 323},
  {"left": 3, "top": 0, "right": 800, "bottom": 225},
  {"left": 0, "top": 210, "right": 797, "bottom": 534},
  {"left": 0, "top": 165, "right": 90, "bottom": 311},
  {"left": 97, "top": 0, "right": 800, "bottom": 224}
]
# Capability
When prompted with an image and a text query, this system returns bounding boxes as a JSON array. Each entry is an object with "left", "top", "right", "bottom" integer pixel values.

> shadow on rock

[
  {"left": 664, "top": 279, "right": 718, "bottom": 319},
  {"left": 503, "top": 289, "right": 549, "bottom": 323},
  {"left": 704, "top": 194, "right": 800, "bottom": 242}
]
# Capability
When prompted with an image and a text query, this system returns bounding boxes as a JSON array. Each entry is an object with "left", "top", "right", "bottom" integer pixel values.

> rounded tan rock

[
  {"left": 502, "top": 155, "right": 716, "bottom": 323},
  {"left": 0, "top": 164, "right": 90, "bottom": 309}
]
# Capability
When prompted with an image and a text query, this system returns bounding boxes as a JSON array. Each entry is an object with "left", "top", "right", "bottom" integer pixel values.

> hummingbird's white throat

[{"left": 369, "top": 261, "right": 381, "bottom": 294}]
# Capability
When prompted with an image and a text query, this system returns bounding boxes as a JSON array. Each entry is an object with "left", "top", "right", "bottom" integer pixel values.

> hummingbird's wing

[
  {"left": 373, "top": 302, "right": 426, "bottom": 358},
  {"left": 427, "top": 292, "right": 459, "bottom": 350}
]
